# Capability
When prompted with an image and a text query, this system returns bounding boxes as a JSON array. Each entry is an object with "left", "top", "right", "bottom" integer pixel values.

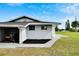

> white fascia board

[
  {"left": 29, "top": 23, "right": 52, "bottom": 25},
  {"left": 24, "top": 23, "right": 30, "bottom": 27},
  {"left": 24, "top": 23, "right": 55, "bottom": 27},
  {"left": 0, "top": 25, "right": 21, "bottom": 27}
]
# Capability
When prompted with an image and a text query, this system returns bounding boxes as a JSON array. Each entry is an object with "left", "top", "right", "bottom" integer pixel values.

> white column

[
  {"left": 19, "top": 27, "right": 22, "bottom": 44},
  {"left": 19, "top": 27, "right": 27, "bottom": 44},
  {"left": 52, "top": 24, "right": 56, "bottom": 38}
]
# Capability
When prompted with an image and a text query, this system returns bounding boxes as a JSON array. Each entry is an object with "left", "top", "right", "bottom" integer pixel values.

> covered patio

[{"left": 0, "top": 22, "right": 27, "bottom": 44}]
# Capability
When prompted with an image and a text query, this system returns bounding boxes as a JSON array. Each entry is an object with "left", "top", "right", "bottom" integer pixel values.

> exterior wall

[
  {"left": 16, "top": 19, "right": 34, "bottom": 22},
  {"left": 26, "top": 25, "right": 55, "bottom": 39}
]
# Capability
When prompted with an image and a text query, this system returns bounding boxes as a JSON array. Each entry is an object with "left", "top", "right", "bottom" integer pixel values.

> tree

[
  {"left": 55, "top": 26, "right": 59, "bottom": 31},
  {"left": 71, "top": 20, "right": 79, "bottom": 31},
  {"left": 65, "top": 19, "right": 70, "bottom": 30}
]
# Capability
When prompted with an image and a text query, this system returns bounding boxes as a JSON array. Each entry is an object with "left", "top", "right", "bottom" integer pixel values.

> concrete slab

[{"left": 0, "top": 34, "right": 61, "bottom": 48}]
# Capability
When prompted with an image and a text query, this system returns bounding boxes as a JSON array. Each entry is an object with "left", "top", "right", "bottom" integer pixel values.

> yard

[{"left": 0, "top": 31, "right": 79, "bottom": 56}]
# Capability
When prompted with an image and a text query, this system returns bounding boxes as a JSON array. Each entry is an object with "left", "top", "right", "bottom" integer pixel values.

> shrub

[
  {"left": 69, "top": 28, "right": 75, "bottom": 32},
  {"left": 77, "top": 29, "right": 79, "bottom": 32}
]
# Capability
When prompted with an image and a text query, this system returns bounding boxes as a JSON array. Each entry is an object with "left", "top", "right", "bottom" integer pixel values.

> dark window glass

[
  {"left": 29, "top": 25, "right": 35, "bottom": 30},
  {"left": 41, "top": 25, "right": 47, "bottom": 30}
]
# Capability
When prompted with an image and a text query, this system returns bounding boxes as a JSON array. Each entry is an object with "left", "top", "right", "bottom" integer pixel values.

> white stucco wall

[
  {"left": 19, "top": 24, "right": 56, "bottom": 43},
  {"left": 26, "top": 25, "right": 55, "bottom": 39}
]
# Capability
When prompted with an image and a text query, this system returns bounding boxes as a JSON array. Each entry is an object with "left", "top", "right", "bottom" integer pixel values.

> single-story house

[{"left": 0, "top": 16, "right": 60, "bottom": 44}]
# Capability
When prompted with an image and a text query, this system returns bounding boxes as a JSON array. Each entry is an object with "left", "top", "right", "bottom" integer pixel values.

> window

[
  {"left": 29, "top": 25, "right": 35, "bottom": 30},
  {"left": 41, "top": 25, "right": 47, "bottom": 30}
]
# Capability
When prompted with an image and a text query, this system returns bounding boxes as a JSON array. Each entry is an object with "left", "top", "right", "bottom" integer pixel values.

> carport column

[
  {"left": 19, "top": 27, "right": 27, "bottom": 44},
  {"left": 52, "top": 24, "right": 56, "bottom": 38}
]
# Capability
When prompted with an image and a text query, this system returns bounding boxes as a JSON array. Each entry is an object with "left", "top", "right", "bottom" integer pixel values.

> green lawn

[{"left": 0, "top": 31, "right": 79, "bottom": 56}]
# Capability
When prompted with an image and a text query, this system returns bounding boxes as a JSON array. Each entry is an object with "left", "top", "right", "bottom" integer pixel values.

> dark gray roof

[
  {"left": 0, "top": 22, "right": 27, "bottom": 25},
  {"left": 8, "top": 16, "right": 61, "bottom": 25},
  {"left": 0, "top": 21, "right": 60, "bottom": 28},
  {"left": 0, "top": 22, "right": 28, "bottom": 27},
  {"left": 9, "top": 16, "right": 41, "bottom": 22}
]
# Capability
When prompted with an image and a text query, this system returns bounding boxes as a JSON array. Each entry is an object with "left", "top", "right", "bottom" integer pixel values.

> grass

[{"left": 0, "top": 31, "right": 79, "bottom": 56}]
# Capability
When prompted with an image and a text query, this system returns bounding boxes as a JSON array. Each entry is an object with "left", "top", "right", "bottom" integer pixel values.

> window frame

[
  {"left": 41, "top": 25, "right": 47, "bottom": 30},
  {"left": 29, "top": 25, "right": 35, "bottom": 30}
]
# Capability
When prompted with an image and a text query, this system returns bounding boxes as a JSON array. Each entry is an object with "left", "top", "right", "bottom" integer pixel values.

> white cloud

[
  {"left": 61, "top": 4, "right": 79, "bottom": 16},
  {"left": 7, "top": 3, "right": 23, "bottom": 6},
  {"left": 58, "top": 4, "right": 79, "bottom": 29}
]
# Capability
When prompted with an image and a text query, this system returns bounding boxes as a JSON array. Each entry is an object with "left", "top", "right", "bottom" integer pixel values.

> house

[{"left": 0, "top": 16, "right": 60, "bottom": 45}]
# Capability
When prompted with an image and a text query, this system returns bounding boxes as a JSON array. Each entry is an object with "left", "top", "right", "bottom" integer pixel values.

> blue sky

[{"left": 0, "top": 3, "right": 79, "bottom": 29}]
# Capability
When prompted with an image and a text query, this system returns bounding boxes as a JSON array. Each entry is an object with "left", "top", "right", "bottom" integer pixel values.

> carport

[
  {"left": 0, "top": 22, "right": 27, "bottom": 44},
  {"left": 0, "top": 27, "right": 19, "bottom": 43}
]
